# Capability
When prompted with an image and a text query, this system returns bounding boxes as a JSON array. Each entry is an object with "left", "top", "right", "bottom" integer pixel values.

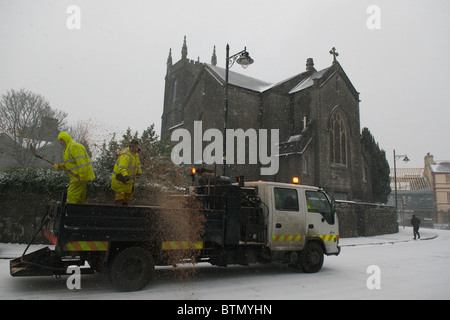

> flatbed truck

[{"left": 11, "top": 178, "right": 340, "bottom": 291}]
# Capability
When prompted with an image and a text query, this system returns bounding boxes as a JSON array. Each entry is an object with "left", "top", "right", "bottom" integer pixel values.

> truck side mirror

[{"left": 325, "top": 191, "right": 336, "bottom": 213}]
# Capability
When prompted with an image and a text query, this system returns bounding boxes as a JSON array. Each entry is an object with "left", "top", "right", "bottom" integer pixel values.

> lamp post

[
  {"left": 393, "top": 149, "right": 410, "bottom": 228},
  {"left": 222, "top": 44, "right": 254, "bottom": 176}
]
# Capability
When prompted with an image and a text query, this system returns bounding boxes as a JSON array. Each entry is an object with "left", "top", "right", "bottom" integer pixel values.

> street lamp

[
  {"left": 223, "top": 44, "right": 254, "bottom": 176},
  {"left": 393, "top": 149, "right": 410, "bottom": 228}
]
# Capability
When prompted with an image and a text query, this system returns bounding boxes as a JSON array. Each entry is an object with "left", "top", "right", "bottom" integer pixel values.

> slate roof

[
  {"left": 289, "top": 67, "right": 332, "bottom": 94},
  {"left": 390, "top": 168, "right": 432, "bottom": 191},
  {"left": 205, "top": 61, "right": 358, "bottom": 101},
  {"left": 206, "top": 63, "right": 340, "bottom": 96},
  {"left": 206, "top": 64, "right": 273, "bottom": 92},
  {"left": 430, "top": 161, "right": 450, "bottom": 173}
]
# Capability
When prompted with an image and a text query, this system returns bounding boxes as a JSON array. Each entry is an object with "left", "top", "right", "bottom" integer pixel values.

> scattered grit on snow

[{"left": 0, "top": 227, "right": 449, "bottom": 300}]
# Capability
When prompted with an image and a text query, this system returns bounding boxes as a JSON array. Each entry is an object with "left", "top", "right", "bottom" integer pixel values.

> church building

[{"left": 161, "top": 37, "right": 372, "bottom": 201}]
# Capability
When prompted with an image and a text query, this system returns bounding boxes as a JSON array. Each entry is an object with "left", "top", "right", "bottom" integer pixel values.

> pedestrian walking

[{"left": 411, "top": 214, "right": 421, "bottom": 240}]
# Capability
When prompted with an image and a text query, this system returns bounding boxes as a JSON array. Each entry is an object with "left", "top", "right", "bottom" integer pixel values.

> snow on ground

[{"left": 0, "top": 227, "right": 449, "bottom": 300}]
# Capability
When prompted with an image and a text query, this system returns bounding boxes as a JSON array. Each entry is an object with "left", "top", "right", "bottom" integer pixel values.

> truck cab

[{"left": 245, "top": 181, "right": 340, "bottom": 269}]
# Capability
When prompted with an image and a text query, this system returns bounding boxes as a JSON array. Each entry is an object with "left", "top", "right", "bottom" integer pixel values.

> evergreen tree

[
  {"left": 94, "top": 124, "right": 184, "bottom": 189},
  {"left": 361, "top": 128, "right": 391, "bottom": 203}
]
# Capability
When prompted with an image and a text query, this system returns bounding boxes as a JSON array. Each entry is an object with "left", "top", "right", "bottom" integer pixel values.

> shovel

[{"left": 30, "top": 144, "right": 82, "bottom": 180}]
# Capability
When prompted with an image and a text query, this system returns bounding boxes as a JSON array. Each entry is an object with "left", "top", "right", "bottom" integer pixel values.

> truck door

[
  {"left": 270, "top": 186, "right": 305, "bottom": 251},
  {"left": 304, "top": 190, "right": 339, "bottom": 254}
]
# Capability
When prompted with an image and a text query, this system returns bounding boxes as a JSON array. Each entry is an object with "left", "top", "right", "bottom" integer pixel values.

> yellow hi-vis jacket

[
  {"left": 58, "top": 132, "right": 95, "bottom": 182},
  {"left": 111, "top": 147, "right": 142, "bottom": 193}
]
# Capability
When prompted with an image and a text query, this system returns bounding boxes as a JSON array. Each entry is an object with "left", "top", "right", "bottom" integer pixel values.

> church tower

[{"left": 161, "top": 36, "right": 205, "bottom": 139}]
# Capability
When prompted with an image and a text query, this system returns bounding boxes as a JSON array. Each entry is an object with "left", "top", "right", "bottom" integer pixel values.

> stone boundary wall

[
  {"left": 0, "top": 191, "right": 47, "bottom": 244},
  {"left": 0, "top": 190, "right": 397, "bottom": 244},
  {"left": 336, "top": 201, "right": 398, "bottom": 238},
  {"left": 0, "top": 189, "right": 115, "bottom": 244}
]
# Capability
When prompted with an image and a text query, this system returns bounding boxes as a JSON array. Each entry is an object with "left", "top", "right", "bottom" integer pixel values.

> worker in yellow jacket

[
  {"left": 111, "top": 139, "right": 143, "bottom": 206},
  {"left": 54, "top": 132, "right": 95, "bottom": 204}
]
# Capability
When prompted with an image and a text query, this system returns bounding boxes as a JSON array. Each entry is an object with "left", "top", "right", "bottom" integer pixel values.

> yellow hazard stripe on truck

[
  {"left": 63, "top": 241, "right": 109, "bottom": 251},
  {"left": 308, "top": 235, "right": 339, "bottom": 242},
  {"left": 272, "top": 235, "right": 303, "bottom": 242},
  {"left": 272, "top": 235, "right": 339, "bottom": 242},
  {"left": 161, "top": 241, "right": 203, "bottom": 250}
]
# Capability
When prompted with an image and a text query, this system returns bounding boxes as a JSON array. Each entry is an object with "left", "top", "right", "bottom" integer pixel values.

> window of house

[
  {"left": 330, "top": 111, "right": 347, "bottom": 165},
  {"left": 274, "top": 187, "right": 299, "bottom": 211}
]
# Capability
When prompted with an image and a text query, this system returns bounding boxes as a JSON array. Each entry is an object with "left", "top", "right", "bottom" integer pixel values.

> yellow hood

[{"left": 58, "top": 132, "right": 73, "bottom": 149}]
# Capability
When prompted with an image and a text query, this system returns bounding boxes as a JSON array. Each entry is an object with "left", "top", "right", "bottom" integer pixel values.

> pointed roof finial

[
  {"left": 166, "top": 48, "right": 172, "bottom": 74},
  {"left": 211, "top": 45, "right": 217, "bottom": 66},
  {"left": 167, "top": 48, "right": 172, "bottom": 66},
  {"left": 182, "top": 35, "right": 188, "bottom": 60},
  {"left": 329, "top": 47, "right": 339, "bottom": 64}
]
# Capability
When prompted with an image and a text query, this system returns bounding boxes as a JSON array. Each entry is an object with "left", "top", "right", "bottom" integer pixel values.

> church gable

[
  {"left": 324, "top": 62, "right": 360, "bottom": 102},
  {"left": 289, "top": 62, "right": 359, "bottom": 102}
]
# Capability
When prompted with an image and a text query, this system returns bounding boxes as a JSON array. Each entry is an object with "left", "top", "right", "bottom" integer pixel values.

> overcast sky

[{"left": 1, "top": 0, "right": 449, "bottom": 168}]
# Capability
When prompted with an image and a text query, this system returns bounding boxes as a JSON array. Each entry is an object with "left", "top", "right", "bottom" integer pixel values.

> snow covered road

[{"left": 1, "top": 227, "right": 449, "bottom": 300}]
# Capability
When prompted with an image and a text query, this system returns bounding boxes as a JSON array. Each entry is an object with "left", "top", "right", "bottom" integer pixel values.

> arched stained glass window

[{"left": 330, "top": 111, "right": 347, "bottom": 165}]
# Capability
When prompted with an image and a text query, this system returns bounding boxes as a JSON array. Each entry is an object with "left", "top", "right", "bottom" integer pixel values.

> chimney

[
  {"left": 306, "top": 58, "right": 316, "bottom": 72},
  {"left": 424, "top": 152, "right": 435, "bottom": 167}
]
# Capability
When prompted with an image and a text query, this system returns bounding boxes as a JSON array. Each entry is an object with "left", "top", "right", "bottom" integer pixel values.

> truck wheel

[
  {"left": 300, "top": 242, "right": 324, "bottom": 273},
  {"left": 109, "top": 247, "right": 155, "bottom": 291}
]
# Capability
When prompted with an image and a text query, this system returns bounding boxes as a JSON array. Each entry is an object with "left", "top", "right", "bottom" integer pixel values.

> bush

[{"left": 0, "top": 166, "right": 68, "bottom": 192}]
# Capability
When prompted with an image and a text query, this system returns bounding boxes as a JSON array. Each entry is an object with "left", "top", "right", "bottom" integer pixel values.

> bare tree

[
  {"left": 65, "top": 118, "right": 118, "bottom": 160},
  {"left": 0, "top": 89, "right": 67, "bottom": 167},
  {"left": 66, "top": 119, "right": 96, "bottom": 158}
]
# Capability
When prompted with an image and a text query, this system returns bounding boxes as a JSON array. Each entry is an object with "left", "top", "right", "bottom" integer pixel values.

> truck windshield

[{"left": 305, "top": 190, "right": 335, "bottom": 224}]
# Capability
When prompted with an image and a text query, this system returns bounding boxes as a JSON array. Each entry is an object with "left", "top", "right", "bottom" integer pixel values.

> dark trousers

[{"left": 413, "top": 227, "right": 420, "bottom": 239}]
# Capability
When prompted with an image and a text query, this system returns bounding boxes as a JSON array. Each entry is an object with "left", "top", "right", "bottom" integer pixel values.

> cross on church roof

[{"left": 329, "top": 47, "right": 339, "bottom": 63}]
